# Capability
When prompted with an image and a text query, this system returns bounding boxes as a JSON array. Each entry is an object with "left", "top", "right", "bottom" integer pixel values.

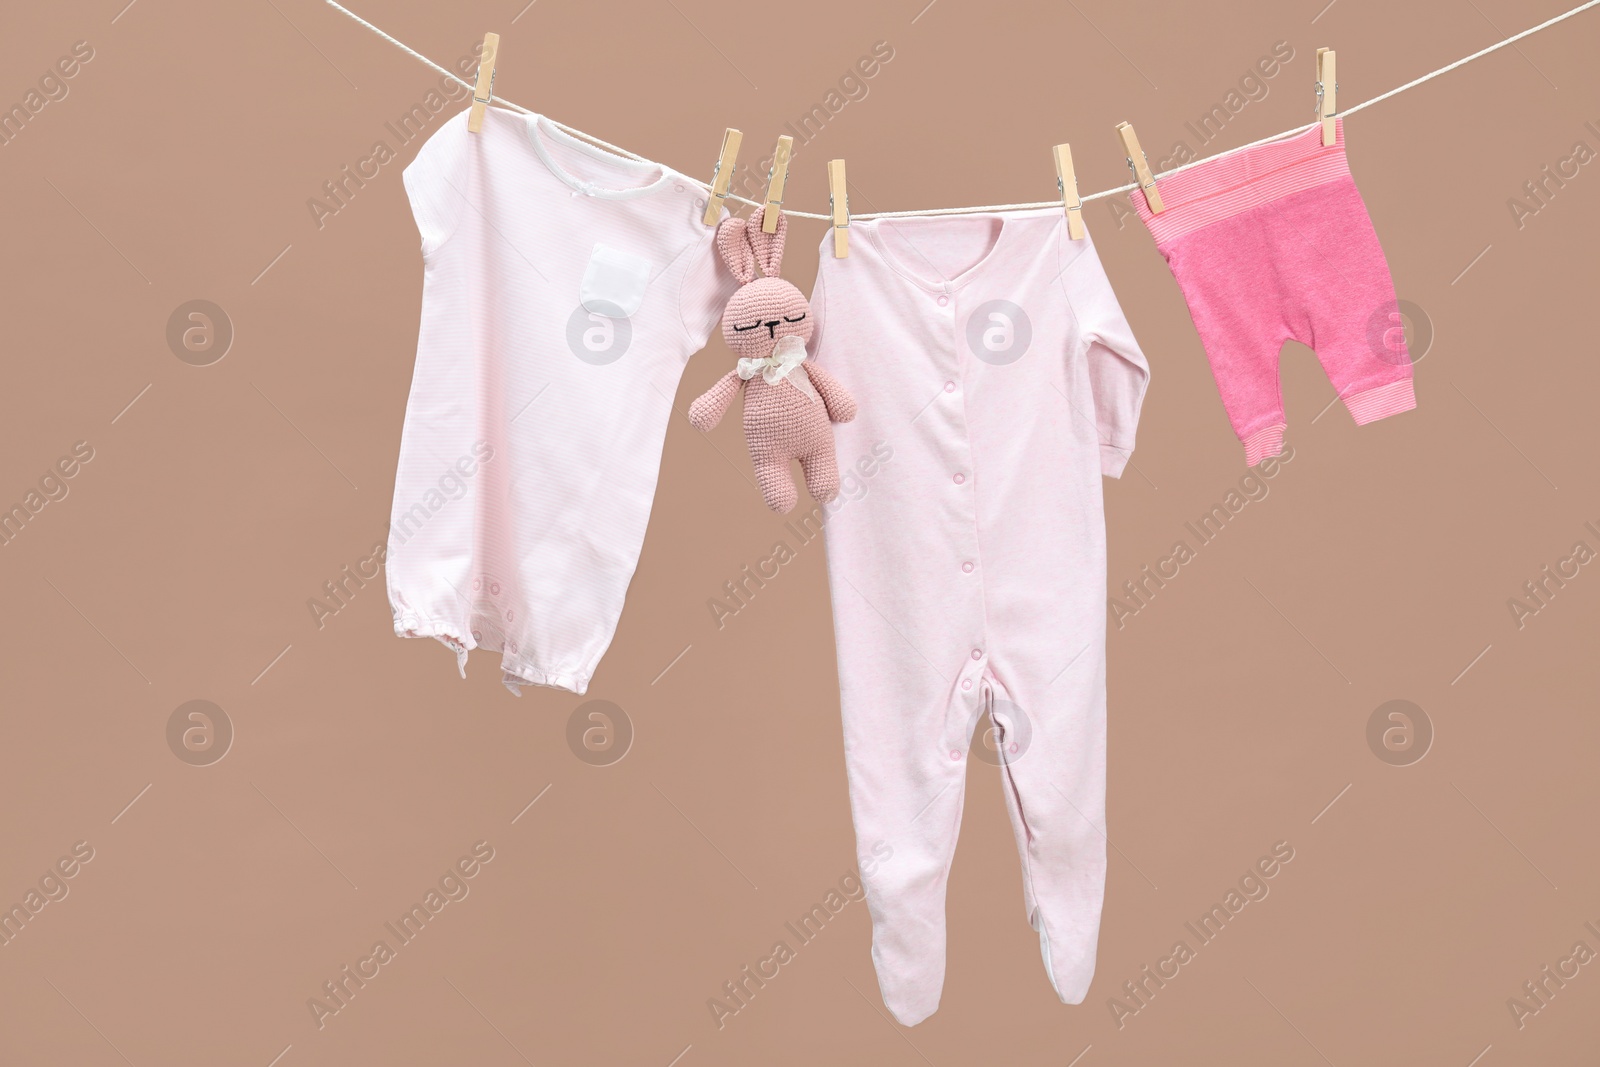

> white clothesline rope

[{"left": 323, "top": 0, "right": 1599, "bottom": 221}]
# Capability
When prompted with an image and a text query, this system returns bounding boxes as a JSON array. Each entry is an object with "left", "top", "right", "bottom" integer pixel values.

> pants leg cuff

[
  {"left": 1345, "top": 378, "right": 1416, "bottom": 426},
  {"left": 1241, "top": 423, "right": 1287, "bottom": 467}
]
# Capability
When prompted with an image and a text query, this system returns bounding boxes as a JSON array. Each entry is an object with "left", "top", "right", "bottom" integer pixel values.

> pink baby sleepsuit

[
  {"left": 387, "top": 108, "right": 733, "bottom": 694},
  {"left": 1134, "top": 119, "right": 1415, "bottom": 465},
  {"left": 813, "top": 211, "right": 1149, "bottom": 1024}
]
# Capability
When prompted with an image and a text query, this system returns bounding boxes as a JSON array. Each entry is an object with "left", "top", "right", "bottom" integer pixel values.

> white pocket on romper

[{"left": 580, "top": 243, "right": 652, "bottom": 318}]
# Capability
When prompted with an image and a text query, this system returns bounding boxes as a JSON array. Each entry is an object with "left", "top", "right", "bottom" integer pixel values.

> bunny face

[
  {"left": 714, "top": 212, "right": 812, "bottom": 359},
  {"left": 722, "top": 277, "right": 813, "bottom": 358}
]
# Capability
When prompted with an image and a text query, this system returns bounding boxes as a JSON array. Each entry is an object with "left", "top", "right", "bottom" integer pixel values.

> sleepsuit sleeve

[{"left": 1060, "top": 231, "right": 1150, "bottom": 478}]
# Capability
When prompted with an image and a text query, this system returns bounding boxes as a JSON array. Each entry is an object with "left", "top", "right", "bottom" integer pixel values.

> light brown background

[{"left": 2, "top": 0, "right": 1598, "bottom": 1064}]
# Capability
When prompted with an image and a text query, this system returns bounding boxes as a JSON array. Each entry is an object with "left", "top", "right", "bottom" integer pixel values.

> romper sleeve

[
  {"left": 1060, "top": 230, "right": 1151, "bottom": 478},
  {"left": 679, "top": 210, "right": 738, "bottom": 349},
  {"left": 401, "top": 111, "right": 472, "bottom": 257}
]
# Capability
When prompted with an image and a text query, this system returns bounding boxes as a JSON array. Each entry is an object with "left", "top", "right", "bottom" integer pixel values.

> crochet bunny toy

[{"left": 688, "top": 213, "right": 856, "bottom": 513}]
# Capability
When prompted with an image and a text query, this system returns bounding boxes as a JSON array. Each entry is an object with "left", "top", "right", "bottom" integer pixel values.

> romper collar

[{"left": 524, "top": 113, "right": 671, "bottom": 200}]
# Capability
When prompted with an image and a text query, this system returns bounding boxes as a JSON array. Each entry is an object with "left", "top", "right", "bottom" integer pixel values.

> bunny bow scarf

[{"left": 737, "top": 335, "right": 809, "bottom": 385}]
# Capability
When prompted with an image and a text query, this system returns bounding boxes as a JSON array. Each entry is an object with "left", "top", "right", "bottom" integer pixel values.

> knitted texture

[
  {"left": 688, "top": 213, "right": 857, "bottom": 513},
  {"left": 1134, "top": 120, "right": 1415, "bottom": 466}
]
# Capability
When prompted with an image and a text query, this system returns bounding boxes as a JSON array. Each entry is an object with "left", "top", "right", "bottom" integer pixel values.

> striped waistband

[{"left": 1134, "top": 120, "right": 1352, "bottom": 245}]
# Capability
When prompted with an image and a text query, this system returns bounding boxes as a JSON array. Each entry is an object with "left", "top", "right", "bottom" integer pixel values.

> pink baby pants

[{"left": 1135, "top": 119, "right": 1415, "bottom": 465}]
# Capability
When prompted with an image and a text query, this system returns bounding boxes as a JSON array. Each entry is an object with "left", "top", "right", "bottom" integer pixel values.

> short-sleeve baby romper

[{"left": 387, "top": 108, "right": 734, "bottom": 694}]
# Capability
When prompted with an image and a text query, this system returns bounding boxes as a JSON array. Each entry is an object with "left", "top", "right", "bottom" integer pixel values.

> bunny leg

[
  {"left": 753, "top": 455, "right": 799, "bottom": 514},
  {"left": 799, "top": 447, "right": 841, "bottom": 504}
]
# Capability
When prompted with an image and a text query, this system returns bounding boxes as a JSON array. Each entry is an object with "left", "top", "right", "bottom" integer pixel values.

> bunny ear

[
  {"left": 715, "top": 216, "right": 757, "bottom": 284},
  {"left": 744, "top": 212, "right": 787, "bottom": 278}
]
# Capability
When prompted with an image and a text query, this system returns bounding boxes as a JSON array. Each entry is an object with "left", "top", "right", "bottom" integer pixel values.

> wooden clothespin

[
  {"left": 827, "top": 159, "right": 850, "bottom": 257},
  {"left": 1316, "top": 48, "right": 1338, "bottom": 146},
  {"left": 702, "top": 128, "right": 743, "bottom": 226},
  {"left": 761, "top": 135, "right": 794, "bottom": 233},
  {"left": 1052, "top": 144, "right": 1085, "bottom": 240},
  {"left": 467, "top": 32, "right": 500, "bottom": 133},
  {"left": 1115, "top": 122, "right": 1164, "bottom": 213}
]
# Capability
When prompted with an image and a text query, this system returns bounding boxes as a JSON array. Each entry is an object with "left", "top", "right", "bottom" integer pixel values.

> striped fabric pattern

[
  {"left": 1135, "top": 121, "right": 1351, "bottom": 245},
  {"left": 1344, "top": 378, "right": 1418, "bottom": 425}
]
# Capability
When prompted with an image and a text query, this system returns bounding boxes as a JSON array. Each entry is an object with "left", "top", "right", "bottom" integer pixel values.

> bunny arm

[
  {"left": 803, "top": 363, "right": 857, "bottom": 424},
  {"left": 688, "top": 370, "right": 744, "bottom": 432}
]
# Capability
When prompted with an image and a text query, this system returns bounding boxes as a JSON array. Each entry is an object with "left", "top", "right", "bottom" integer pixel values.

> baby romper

[
  {"left": 387, "top": 108, "right": 733, "bottom": 694},
  {"left": 1134, "top": 119, "right": 1415, "bottom": 465},
  {"left": 813, "top": 211, "right": 1149, "bottom": 1025}
]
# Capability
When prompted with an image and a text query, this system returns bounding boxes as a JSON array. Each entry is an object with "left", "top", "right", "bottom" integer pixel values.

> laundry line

[{"left": 323, "top": 0, "right": 1599, "bottom": 221}]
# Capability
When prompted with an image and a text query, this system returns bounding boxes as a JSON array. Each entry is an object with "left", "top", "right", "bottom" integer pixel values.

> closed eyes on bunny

[{"left": 732, "top": 312, "right": 807, "bottom": 332}]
